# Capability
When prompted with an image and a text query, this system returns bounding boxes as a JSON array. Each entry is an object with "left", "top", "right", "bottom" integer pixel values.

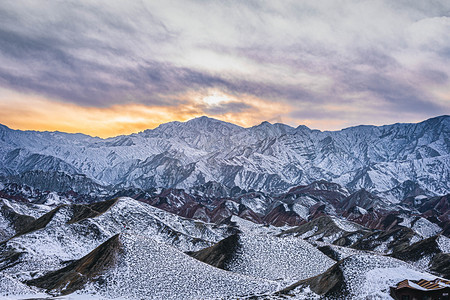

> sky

[{"left": 0, "top": 0, "right": 449, "bottom": 137}]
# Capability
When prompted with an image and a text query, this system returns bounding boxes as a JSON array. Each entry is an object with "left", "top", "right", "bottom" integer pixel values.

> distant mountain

[
  {"left": 1, "top": 116, "right": 449, "bottom": 299},
  {"left": 0, "top": 115, "right": 449, "bottom": 202}
]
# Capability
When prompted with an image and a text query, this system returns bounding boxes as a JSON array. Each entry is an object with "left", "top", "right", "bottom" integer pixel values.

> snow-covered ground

[
  {"left": 437, "top": 235, "right": 450, "bottom": 253},
  {"left": 285, "top": 254, "right": 442, "bottom": 300},
  {"left": 400, "top": 215, "right": 443, "bottom": 238},
  {"left": 0, "top": 198, "right": 51, "bottom": 219},
  {"left": 342, "top": 255, "right": 438, "bottom": 299},
  {"left": 330, "top": 216, "right": 364, "bottom": 232},
  {"left": 1, "top": 195, "right": 448, "bottom": 299},
  {"left": 227, "top": 233, "right": 335, "bottom": 283},
  {"left": 82, "top": 233, "right": 280, "bottom": 300},
  {"left": 231, "top": 215, "right": 288, "bottom": 236},
  {"left": 0, "top": 198, "right": 232, "bottom": 286}
]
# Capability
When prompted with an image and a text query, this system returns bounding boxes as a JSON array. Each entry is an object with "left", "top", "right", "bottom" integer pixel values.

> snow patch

[
  {"left": 412, "top": 217, "right": 442, "bottom": 238},
  {"left": 437, "top": 235, "right": 450, "bottom": 253},
  {"left": 84, "top": 233, "right": 280, "bottom": 299},
  {"left": 227, "top": 233, "right": 335, "bottom": 283}
]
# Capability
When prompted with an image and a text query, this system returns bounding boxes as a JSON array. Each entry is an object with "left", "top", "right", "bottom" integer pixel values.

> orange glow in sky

[
  {"left": 0, "top": 87, "right": 432, "bottom": 138},
  {"left": 0, "top": 1, "right": 448, "bottom": 137},
  {"left": 0, "top": 88, "right": 297, "bottom": 138}
]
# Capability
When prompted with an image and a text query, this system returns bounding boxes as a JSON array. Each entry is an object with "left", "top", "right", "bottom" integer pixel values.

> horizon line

[{"left": 0, "top": 114, "right": 448, "bottom": 139}]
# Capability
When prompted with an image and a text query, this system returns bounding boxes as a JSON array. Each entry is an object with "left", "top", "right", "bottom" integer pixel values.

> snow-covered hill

[
  {"left": 81, "top": 233, "right": 280, "bottom": 299},
  {"left": 1, "top": 196, "right": 447, "bottom": 299},
  {"left": 281, "top": 254, "right": 441, "bottom": 299},
  {"left": 1, "top": 115, "right": 449, "bottom": 201},
  {"left": 226, "top": 233, "right": 334, "bottom": 283},
  {"left": 0, "top": 198, "right": 233, "bottom": 286}
]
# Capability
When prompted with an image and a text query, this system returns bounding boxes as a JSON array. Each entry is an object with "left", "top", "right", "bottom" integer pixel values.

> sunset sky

[{"left": 0, "top": 1, "right": 449, "bottom": 137}]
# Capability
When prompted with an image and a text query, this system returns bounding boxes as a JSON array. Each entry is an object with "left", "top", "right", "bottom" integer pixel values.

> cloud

[
  {"left": 0, "top": 0, "right": 449, "bottom": 133},
  {"left": 202, "top": 101, "right": 253, "bottom": 115},
  {"left": 0, "top": 88, "right": 292, "bottom": 137}
]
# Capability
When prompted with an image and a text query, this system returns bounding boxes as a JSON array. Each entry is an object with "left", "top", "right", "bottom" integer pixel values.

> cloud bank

[{"left": 0, "top": 0, "right": 449, "bottom": 136}]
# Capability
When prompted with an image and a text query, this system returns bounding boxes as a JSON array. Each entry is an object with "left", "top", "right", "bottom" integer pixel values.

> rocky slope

[
  {"left": 0, "top": 115, "right": 449, "bottom": 200},
  {"left": 279, "top": 254, "right": 440, "bottom": 299},
  {"left": 0, "top": 115, "right": 449, "bottom": 299},
  {"left": 1, "top": 177, "right": 447, "bottom": 238},
  {"left": 0, "top": 195, "right": 448, "bottom": 299}
]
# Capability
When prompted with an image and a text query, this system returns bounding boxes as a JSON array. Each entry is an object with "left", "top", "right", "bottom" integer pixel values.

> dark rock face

[
  {"left": 390, "top": 234, "right": 450, "bottom": 279},
  {"left": 1, "top": 172, "right": 446, "bottom": 235},
  {"left": 186, "top": 234, "right": 240, "bottom": 270},
  {"left": 279, "top": 214, "right": 428, "bottom": 256},
  {"left": 391, "top": 235, "right": 441, "bottom": 262},
  {"left": 402, "top": 194, "right": 450, "bottom": 235},
  {"left": 279, "top": 215, "right": 367, "bottom": 243},
  {"left": 343, "top": 210, "right": 405, "bottom": 232},
  {"left": 0, "top": 181, "right": 35, "bottom": 203},
  {"left": 317, "top": 245, "right": 342, "bottom": 261},
  {"left": 1, "top": 198, "right": 119, "bottom": 244},
  {"left": 11, "top": 206, "right": 61, "bottom": 239},
  {"left": 279, "top": 261, "right": 348, "bottom": 298},
  {"left": 9, "top": 170, "right": 107, "bottom": 194},
  {"left": 430, "top": 253, "right": 450, "bottom": 279},
  {"left": 0, "top": 247, "right": 25, "bottom": 272},
  {"left": 283, "top": 180, "right": 348, "bottom": 207},
  {"left": 351, "top": 227, "right": 415, "bottom": 253},
  {"left": 190, "top": 181, "right": 232, "bottom": 198},
  {"left": 0, "top": 179, "right": 107, "bottom": 205},
  {"left": 68, "top": 198, "right": 118, "bottom": 224},
  {"left": 339, "top": 189, "right": 386, "bottom": 211},
  {"left": 237, "top": 207, "right": 262, "bottom": 224},
  {"left": 26, "top": 234, "right": 122, "bottom": 295},
  {"left": 0, "top": 204, "right": 35, "bottom": 239},
  {"left": 263, "top": 204, "right": 304, "bottom": 227}
]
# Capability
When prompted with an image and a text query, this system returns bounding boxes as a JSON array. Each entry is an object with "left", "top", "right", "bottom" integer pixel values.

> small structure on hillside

[{"left": 390, "top": 278, "right": 450, "bottom": 300}]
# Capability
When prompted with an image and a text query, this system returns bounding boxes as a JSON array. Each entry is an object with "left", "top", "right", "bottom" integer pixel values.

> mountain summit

[{"left": 0, "top": 115, "right": 449, "bottom": 201}]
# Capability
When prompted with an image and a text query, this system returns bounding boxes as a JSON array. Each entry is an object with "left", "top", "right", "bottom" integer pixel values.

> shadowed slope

[
  {"left": 12, "top": 206, "right": 61, "bottom": 238},
  {"left": 26, "top": 234, "right": 121, "bottom": 295},
  {"left": 67, "top": 198, "right": 118, "bottom": 224},
  {"left": 186, "top": 233, "right": 239, "bottom": 269},
  {"left": 278, "top": 261, "right": 348, "bottom": 297},
  {"left": 2, "top": 198, "right": 119, "bottom": 243}
]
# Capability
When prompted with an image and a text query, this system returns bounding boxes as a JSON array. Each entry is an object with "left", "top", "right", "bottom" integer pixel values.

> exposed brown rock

[
  {"left": 278, "top": 261, "right": 348, "bottom": 298},
  {"left": 0, "top": 204, "right": 35, "bottom": 237},
  {"left": 26, "top": 234, "right": 122, "bottom": 295},
  {"left": 352, "top": 226, "right": 415, "bottom": 253},
  {"left": 67, "top": 198, "right": 118, "bottom": 224},
  {"left": 430, "top": 253, "right": 450, "bottom": 279},
  {"left": 12, "top": 206, "right": 62, "bottom": 238},
  {"left": 390, "top": 235, "right": 441, "bottom": 262},
  {"left": 263, "top": 204, "right": 304, "bottom": 227},
  {"left": 390, "top": 234, "right": 450, "bottom": 278},
  {"left": 186, "top": 234, "right": 239, "bottom": 270}
]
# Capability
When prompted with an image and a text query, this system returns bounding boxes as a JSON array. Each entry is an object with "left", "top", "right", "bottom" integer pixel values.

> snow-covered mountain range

[
  {"left": 1, "top": 116, "right": 449, "bottom": 299},
  {"left": 0, "top": 115, "right": 449, "bottom": 202}
]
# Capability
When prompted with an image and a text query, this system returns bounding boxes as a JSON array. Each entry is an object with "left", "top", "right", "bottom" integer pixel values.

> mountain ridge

[
  {"left": 1, "top": 114, "right": 448, "bottom": 139},
  {"left": 0, "top": 115, "right": 449, "bottom": 200}
]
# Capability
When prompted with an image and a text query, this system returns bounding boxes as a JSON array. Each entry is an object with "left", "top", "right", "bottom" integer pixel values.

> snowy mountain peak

[
  {"left": 0, "top": 115, "right": 449, "bottom": 201},
  {"left": 188, "top": 115, "right": 236, "bottom": 126}
]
